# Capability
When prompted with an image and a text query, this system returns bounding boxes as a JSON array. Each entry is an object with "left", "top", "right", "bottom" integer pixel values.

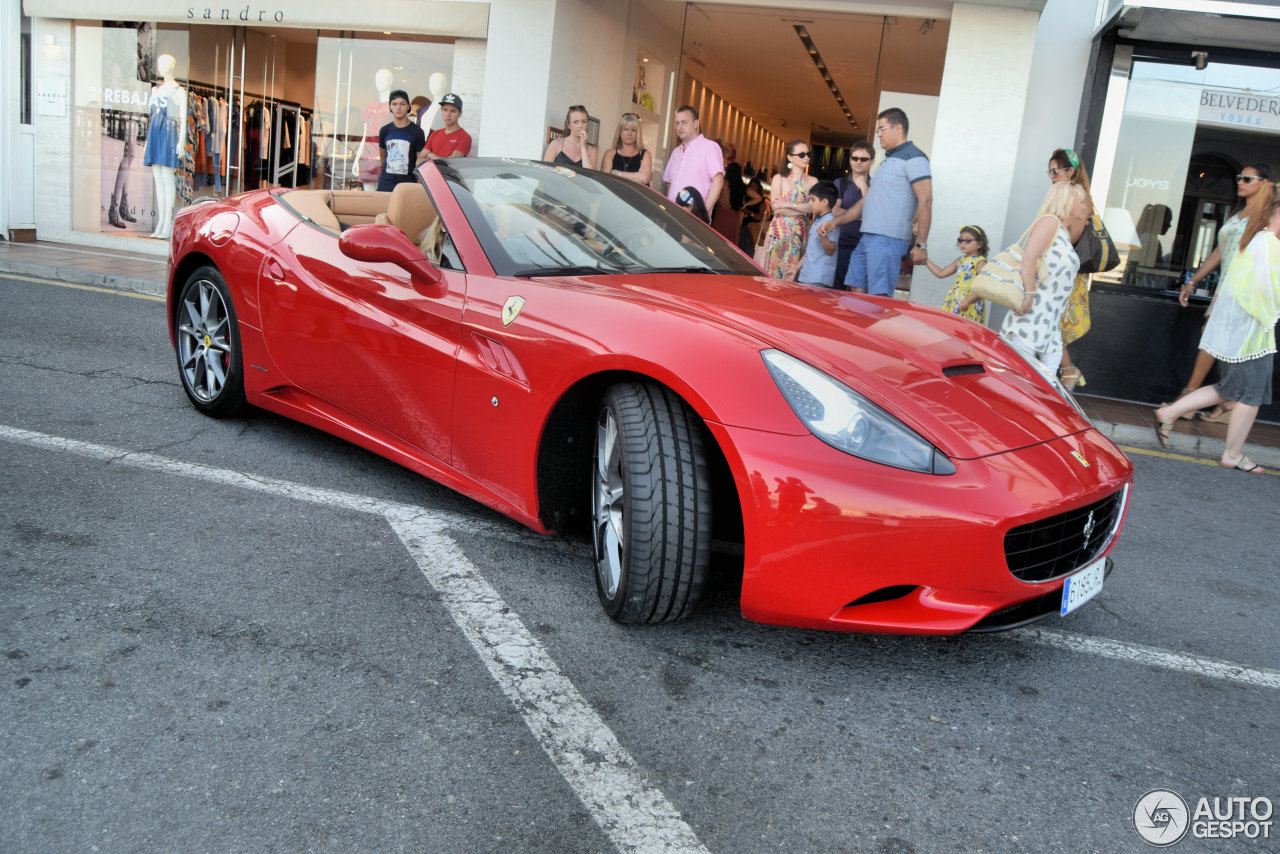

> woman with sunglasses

[
  {"left": 1047, "top": 148, "right": 1094, "bottom": 390},
  {"left": 1171, "top": 162, "right": 1276, "bottom": 421},
  {"left": 761, "top": 140, "right": 820, "bottom": 280},
  {"left": 601, "top": 113, "right": 652, "bottom": 184},
  {"left": 543, "top": 105, "right": 597, "bottom": 170}
]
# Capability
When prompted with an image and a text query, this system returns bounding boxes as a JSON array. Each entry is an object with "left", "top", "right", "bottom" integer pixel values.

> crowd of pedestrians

[{"left": 389, "top": 92, "right": 1277, "bottom": 467}]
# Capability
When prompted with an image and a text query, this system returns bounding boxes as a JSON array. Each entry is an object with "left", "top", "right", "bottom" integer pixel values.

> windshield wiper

[
  {"left": 511, "top": 264, "right": 624, "bottom": 278},
  {"left": 625, "top": 265, "right": 728, "bottom": 275}
]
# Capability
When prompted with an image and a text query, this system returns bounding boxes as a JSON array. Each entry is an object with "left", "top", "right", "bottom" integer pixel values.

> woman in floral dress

[{"left": 763, "top": 140, "right": 819, "bottom": 280}]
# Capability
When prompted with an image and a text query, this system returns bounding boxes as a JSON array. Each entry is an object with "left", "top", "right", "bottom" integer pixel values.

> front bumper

[{"left": 705, "top": 422, "right": 1133, "bottom": 635}]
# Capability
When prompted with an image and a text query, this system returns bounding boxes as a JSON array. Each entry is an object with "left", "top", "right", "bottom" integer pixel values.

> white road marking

[
  {"left": 388, "top": 509, "right": 709, "bottom": 853},
  {"left": 1011, "top": 626, "right": 1280, "bottom": 690},
  {"left": 5, "top": 427, "right": 1280, "bottom": 848},
  {"left": 0, "top": 425, "right": 709, "bottom": 854}
]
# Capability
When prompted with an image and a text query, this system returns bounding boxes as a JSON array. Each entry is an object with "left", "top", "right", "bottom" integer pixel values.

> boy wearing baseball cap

[
  {"left": 377, "top": 89, "right": 427, "bottom": 191},
  {"left": 424, "top": 93, "right": 472, "bottom": 160}
]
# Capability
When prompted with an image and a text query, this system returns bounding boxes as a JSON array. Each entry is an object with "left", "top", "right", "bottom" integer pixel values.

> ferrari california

[{"left": 167, "top": 157, "right": 1133, "bottom": 634}]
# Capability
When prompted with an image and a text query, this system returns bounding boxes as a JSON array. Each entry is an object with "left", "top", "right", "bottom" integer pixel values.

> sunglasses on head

[{"left": 677, "top": 190, "right": 693, "bottom": 204}]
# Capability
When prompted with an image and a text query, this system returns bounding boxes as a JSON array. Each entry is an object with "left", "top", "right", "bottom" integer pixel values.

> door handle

[{"left": 264, "top": 259, "right": 285, "bottom": 281}]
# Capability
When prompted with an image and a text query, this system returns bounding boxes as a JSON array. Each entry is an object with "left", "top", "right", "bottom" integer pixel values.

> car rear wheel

[
  {"left": 175, "top": 265, "right": 246, "bottom": 418},
  {"left": 592, "top": 382, "right": 711, "bottom": 623}
]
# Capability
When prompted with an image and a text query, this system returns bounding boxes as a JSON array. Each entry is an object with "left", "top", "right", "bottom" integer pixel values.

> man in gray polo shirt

[{"left": 831, "top": 107, "right": 932, "bottom": 296}]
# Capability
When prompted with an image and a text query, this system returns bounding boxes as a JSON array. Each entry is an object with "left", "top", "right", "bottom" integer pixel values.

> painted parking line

[
  {"left": 0, "top": 425, "right": 709, "bottom": 854},
  {"left": 1120, "top": 444, "right": 1279, "bottom": 475},
  {"left": 1011, "top": 627, "right": 1280, "bottom": 690},
  {"left": 0, "top": 271, "right": 165, "bottom": 301}
]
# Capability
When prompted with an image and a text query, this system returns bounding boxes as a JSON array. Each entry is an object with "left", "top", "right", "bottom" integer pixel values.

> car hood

[{"left": 595, "top": 273, "right": 1093, "bottom": 461}]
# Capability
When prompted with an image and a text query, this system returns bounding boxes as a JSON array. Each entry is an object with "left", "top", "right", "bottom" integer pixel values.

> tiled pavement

[{"left": 4, "top": 237, "right": 1278, "bottom": 470}]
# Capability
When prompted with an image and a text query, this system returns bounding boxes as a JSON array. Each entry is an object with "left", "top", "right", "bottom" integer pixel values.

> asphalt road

[{"left": 2, "top": 271, "right": 1276, "bottom": 854}]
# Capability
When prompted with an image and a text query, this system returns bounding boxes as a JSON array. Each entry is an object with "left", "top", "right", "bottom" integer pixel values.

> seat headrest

[{"left": 386, "top": 182, "right": 438, "bottom": 245}]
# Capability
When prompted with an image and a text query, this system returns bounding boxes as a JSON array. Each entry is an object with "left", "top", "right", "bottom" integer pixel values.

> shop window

[{"left": 1099, "top": 59, "right": 1280, "bottom": 296}]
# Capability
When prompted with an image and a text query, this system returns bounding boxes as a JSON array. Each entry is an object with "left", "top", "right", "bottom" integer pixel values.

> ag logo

[
  {"left": 1134, "top": 789, "right": 1190, "bottom": 846},
  {"left": 501, "top": 296, "right": 526, "bottom": 327},
  {"left": 1070, "top": 450, "right": 1090, "bottom": 468}
]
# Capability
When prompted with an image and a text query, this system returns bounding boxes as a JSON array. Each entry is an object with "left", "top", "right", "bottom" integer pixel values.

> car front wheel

[
  {"left": 175, "top": 265, "right": 246, "bottom": 418},
  {"left": 592, "top": 382, "right": 711, "bottom": 623}
]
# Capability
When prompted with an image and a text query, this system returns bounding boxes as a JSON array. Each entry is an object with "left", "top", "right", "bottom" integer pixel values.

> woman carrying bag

[{"left": 960, "top": 182, "right": 1090, "bottom": 369}]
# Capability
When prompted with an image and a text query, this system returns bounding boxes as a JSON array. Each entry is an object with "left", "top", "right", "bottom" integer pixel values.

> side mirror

[{"left": 339, "top": 224, "right": 444, "bottom": 292}]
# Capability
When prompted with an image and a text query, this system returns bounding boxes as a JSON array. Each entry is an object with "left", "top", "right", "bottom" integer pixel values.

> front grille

[{"left": 1004, "top": 489, "right": 1126, "bottom": 582}]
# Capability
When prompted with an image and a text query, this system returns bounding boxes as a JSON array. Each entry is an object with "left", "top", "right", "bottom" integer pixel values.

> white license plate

[{"left": 1060, "top": 558, "right": 1105, "bottom": 616}]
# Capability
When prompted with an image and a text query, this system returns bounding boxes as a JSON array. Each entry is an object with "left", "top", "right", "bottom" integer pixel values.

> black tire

[
  {"left": 592, "top": 382, "right": 712, "bottom": 623},
  {"left": 174, "top": 265, "right": 247, "bottom": 418}
]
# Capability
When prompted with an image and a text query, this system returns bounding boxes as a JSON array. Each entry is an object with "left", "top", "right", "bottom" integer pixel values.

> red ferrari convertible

[{"left": 167, "top": 158, "right": 1133, "bottom": 634}]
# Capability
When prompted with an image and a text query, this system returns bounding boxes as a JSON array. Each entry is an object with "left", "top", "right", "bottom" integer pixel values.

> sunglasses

[
  {"left": 791, "top": 151, "right": 811, "bottom": 158},
  {"left": 850, "top": 156, "right": 872, "bottom": 162},
  {"left": 1047, "top": 167, "right": 1071, "bottom": 178},
  {"left": 1237, "top": 174, "right": 1262, "bottom": 183},
  {"left": 957, "top": 238, "right": 977, "bottom": 244}
]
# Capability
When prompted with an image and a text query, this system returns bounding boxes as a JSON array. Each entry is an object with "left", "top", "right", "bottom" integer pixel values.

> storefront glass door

[{"left": 312, "top": 36, "right": 453, "bottom": 191}]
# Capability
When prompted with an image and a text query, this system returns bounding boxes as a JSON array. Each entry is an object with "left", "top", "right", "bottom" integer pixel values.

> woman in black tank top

[
  {"left": 601, "top": 113, "right": 652, "bottom": 185},
  {"left": 543, "top": 105, "right": 597, "bottom": 170}
]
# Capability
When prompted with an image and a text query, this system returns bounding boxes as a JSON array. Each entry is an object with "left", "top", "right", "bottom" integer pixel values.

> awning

[
  {"left": 1103, "top": 1, "right": 1280, "bottom": 52},
  {"left": 22, "top": 0, "right": 490, "bottom": 38}
]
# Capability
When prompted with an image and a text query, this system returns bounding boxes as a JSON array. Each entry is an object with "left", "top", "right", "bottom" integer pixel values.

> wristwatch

[{"left": 914, "top": 242, "right": 926, "bottom": 249}]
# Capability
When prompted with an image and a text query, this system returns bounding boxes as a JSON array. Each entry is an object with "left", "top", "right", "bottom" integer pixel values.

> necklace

[{"left": 614, "top": 150, "right": 643, "bottom": 171}]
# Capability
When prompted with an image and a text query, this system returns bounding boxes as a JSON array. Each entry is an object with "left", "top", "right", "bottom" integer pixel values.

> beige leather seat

[{"left": 380, "top": 182, "right": 438, "bottom": 245}]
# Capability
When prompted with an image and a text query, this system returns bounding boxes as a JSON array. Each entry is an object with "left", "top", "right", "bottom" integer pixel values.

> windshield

[{"left": 434, "top": 158, "right": 761, "bottom": 277}]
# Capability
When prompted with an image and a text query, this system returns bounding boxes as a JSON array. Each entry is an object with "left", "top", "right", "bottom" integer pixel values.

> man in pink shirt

[{"left": 663, "top": 106, "right": 724, "bottom": 212}]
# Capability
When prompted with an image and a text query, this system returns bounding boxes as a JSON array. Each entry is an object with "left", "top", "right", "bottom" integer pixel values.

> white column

[{"left": 911, "top": 3, "right": 1040, "bottom": 312}]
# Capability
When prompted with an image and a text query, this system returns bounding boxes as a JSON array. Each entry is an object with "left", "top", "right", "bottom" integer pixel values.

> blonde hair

[
  {"left": 611, "top": 113, "right": 645, "bottom": 152},
  {"left": 1036, "top": 181, "right": 1087, "bottom": 223}
]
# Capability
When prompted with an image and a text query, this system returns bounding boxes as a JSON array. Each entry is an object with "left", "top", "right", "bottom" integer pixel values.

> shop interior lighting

[{"left": 794, "top": 25, "right": 857, "bottom": 130}]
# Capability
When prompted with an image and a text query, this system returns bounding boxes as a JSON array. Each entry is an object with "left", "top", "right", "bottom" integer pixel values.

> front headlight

[{"left": 762, "top": 350, "right": 955, "bottom": 475}]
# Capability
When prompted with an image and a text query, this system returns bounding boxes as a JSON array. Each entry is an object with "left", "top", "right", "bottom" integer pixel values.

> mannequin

[
  {"left": 418, "top": 72, "right": 448, "bottom": 131},
  {"left": 355, "top": 69, "right": 395, "bottom": 189},
  {"left": 142, "top": 54, "right": 187, "bottom": 239}
]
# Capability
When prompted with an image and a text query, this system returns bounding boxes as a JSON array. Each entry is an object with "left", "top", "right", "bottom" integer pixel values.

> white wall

[
  {"left": 913, "top": 2, "right": 1041, "bottom": 313},
  {"left": 1002, "top": 0, "right": 1098, "bottom": 253}
]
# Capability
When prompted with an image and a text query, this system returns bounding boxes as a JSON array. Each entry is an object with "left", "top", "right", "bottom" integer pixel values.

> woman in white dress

[{"left": 999, "top": 181, "right": 1090, "bottom": 369}]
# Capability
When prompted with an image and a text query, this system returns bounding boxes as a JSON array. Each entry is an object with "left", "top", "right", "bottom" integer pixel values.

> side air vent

[{"left": 942, "top": 364, "right": 985, "bottom": 377}]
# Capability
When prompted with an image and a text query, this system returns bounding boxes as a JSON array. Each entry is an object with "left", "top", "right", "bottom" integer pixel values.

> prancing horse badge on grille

[
  {"left": 1070, "top": 450, "right": 1090, "bottom": 467},
  {"left": 502, "top": 296, "right": 526, "bottom": 327}
]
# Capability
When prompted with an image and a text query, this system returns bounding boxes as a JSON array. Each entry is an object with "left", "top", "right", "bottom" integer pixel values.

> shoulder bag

[
  {"left": 1075, "top": 213, "right": 1119, "bottom": 275},
  {"left": 968, "top": 219, "right": 1053, "bottom": 311}
]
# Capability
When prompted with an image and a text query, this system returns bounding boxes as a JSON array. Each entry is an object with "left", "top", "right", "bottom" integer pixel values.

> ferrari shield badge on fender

[
  {"left": 502, "top": 296, "right": 526, "bottom": 327},
  {"left": 1071, "top": 450, "right": 1090, "bottom": 468}
]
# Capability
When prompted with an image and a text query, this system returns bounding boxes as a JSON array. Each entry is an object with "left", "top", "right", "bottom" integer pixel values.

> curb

[
  {"left": 0, "top": 259, "right": 166, "bottom": 298},
  {"left": 1099, "top": 420, "right": 1280, "bottom": 470}
]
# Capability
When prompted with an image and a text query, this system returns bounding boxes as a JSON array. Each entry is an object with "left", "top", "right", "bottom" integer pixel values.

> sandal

[
  {"left": 1220, "top": 456, "right": 1266, "bottom": 474},
  {"left": 1198, "top": 404, "right": 1234, "bottom": 424},
  {"left": 1060, "top": 366, "right": 1085, "bottom": 391},
  {"left": 1153, "top": 413, "right": 1174, "bottom": 448}
]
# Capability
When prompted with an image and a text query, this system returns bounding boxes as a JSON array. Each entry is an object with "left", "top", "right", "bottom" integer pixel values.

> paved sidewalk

[{"left": 4, "top": 237, "right": 1278, "bottom": 470}]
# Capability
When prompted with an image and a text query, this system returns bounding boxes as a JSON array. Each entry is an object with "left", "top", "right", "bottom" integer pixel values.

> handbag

[
  {"left": 1076, "top": 213, "right": 1119, "bottom": 275},
  {"left": 752, "top": 209, "right": 774, "bottom": 269},
  {"left": 968, "top": 221, "right": 1051, "bottom": 311}
]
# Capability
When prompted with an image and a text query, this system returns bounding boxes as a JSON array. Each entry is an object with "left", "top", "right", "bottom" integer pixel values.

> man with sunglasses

[
  {"left": 823, "top": 139, "right": 875, "bottom": 289},
  {"left": 831, "top": 107, "right": 932, "bottom": 297}
]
